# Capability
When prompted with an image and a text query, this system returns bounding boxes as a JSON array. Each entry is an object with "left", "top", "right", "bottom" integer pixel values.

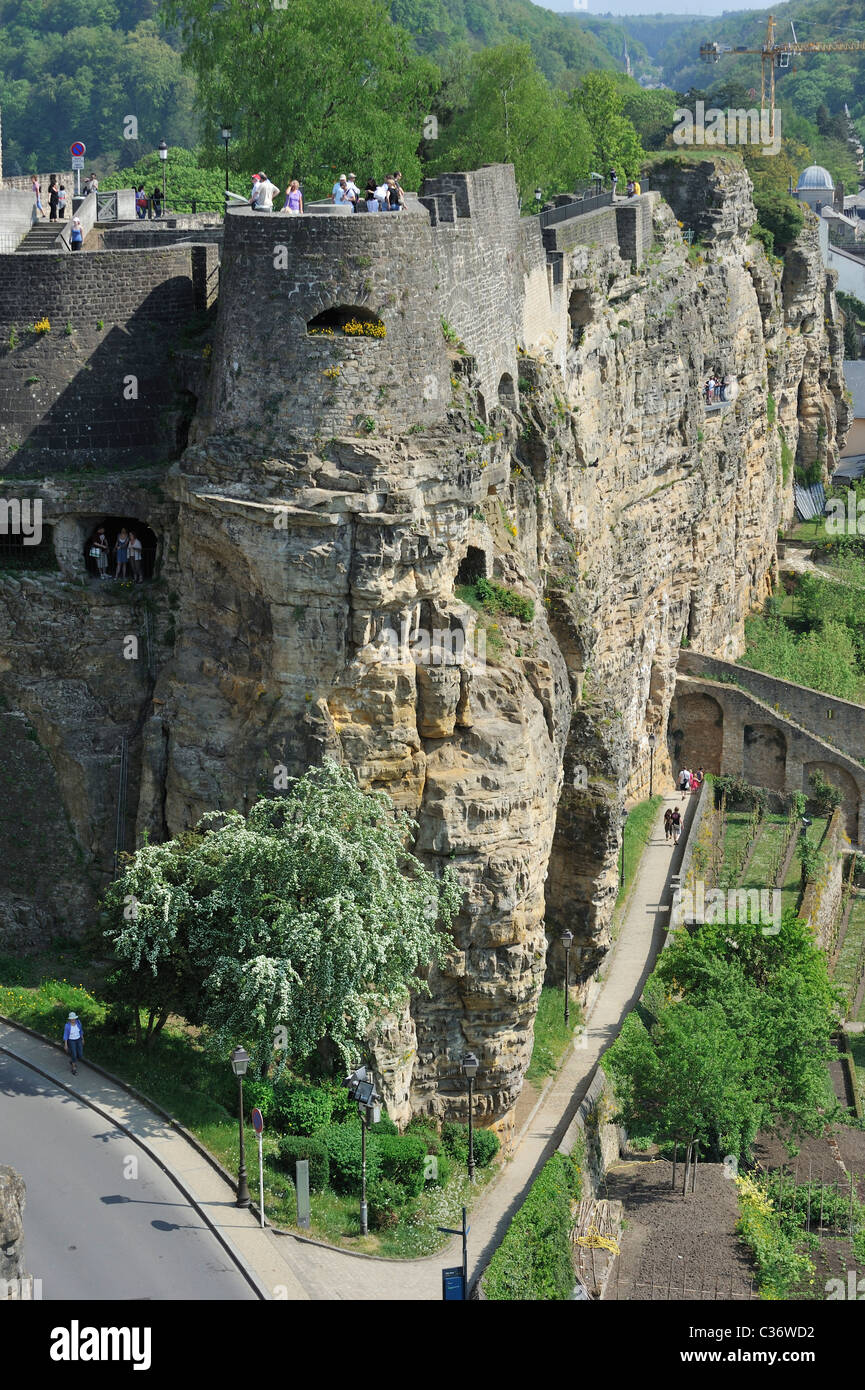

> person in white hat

[{"left": 63, "top": 1012, "right": 84, "bottom": 1075}]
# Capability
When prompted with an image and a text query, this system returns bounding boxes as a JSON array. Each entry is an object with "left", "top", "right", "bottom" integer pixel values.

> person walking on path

[
  {"left": 671, "top": 806, "right": 682, "bottom": 844},
  {"left": 63, "top": 1012, "right": 84, "bottom": 1075},
  {"left": 678, "top": 767, "right": 690, "bottom": 800},
  {"left": 31, "top": 176, "right": 46, "bottom": 218},
  {"left": 664, "top": 807, "right": 673, "bottom": 841}
]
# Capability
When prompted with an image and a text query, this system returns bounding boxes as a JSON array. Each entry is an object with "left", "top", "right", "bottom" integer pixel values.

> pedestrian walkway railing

[
  {"left": 96, "top": 191, "right": 119, "bottom": 221},
  {"left": 539, "top": 191, "right": 613, "bottom": 228}
]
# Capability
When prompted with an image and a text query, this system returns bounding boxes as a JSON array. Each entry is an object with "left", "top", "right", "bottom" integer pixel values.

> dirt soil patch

[{"left": 601, "top": 1155, "right": 755, "bottom": 1300}]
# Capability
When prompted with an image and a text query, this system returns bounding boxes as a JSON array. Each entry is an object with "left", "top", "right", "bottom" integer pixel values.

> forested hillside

[{"left": 0, "top": 0, "right": 619, "bottom": 174}]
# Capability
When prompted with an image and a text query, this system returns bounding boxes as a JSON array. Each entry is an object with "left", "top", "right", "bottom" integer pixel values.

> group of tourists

[
  {"left": 135, "top": 184, "right": 164, "bottom": 219},
  {"left": 664, "top": 806, "right": 683, "bottom": 844},
  {"left": 88, "top": 525, "right": 145, "bottom": 582},
  {"left": 705, "top": 375, "right": 733, "bottom": 403},
  {"left": 247, "top": 170, "right": 406, "bottom": 213},
  {"left": 678, "top": 765, "right": 704, "bottom": 799},
  {"left": 608, "top": 169, "right": 641, "bottom": 201}
]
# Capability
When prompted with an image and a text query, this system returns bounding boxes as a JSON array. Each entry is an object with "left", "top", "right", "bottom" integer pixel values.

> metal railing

[
  {"left": 539, "top": 191, "right": 613, "bottom": 228},
  {"left": 96, "top": 191, "right": 119, "bottom": 220}
]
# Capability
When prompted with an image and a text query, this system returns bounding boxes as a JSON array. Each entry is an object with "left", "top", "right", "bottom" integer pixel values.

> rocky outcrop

[
  {"left": 0, "top": 158, "right": 848, "bottom": 1128},
  {"left": 0, "top": 1166, "right": 26, "bottom": 1293}
]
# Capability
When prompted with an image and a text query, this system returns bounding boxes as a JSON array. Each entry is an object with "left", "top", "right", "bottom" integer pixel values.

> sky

[{"left": 534, "top": 1, "right": 768, "bottom": 14}]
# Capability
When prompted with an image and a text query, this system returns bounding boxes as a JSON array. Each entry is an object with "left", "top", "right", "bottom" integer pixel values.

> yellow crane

[{"left": 700, "top": 14, "right": 865, "bottom": 138}]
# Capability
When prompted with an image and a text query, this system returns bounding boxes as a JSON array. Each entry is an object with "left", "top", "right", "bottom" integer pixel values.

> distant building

[
  {"left": 795, "top": 164, "right": 836, "bottom": 213},
  {"left": 840, "top": 359, "right": 865, "bottom": 473}
]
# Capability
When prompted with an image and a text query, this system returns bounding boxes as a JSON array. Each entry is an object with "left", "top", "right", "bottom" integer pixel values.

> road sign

[
  {"left": 251, "top": 1107, "right": 264, "bottom": 1135},
  {"left": 442, "top": 1267, "right": 465, "bottom": 1300},
  {"left": 70, "top": 141, "right": 86, "bottom": 158},
  {"left": 71, "top": 157, "right": 84, "bottom": 170}
]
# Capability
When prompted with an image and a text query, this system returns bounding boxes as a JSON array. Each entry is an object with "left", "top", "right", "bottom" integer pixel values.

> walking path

[{"left": 0, "top": 792, "right": 693, "bottom": 1300}]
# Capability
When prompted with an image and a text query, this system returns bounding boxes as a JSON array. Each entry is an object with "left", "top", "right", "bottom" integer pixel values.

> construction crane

[{"left": 700, "top": 14, "right": 865, "bottom": 139}]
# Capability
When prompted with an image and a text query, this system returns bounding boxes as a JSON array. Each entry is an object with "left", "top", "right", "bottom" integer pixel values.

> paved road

[{"left": 0, "top": 1052, "right": 256, "bottom": 1301}]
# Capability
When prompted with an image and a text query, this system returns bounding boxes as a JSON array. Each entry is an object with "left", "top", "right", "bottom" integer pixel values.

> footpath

[{"left": 0, "top": 791, "right": 693, "bottom": 1301}]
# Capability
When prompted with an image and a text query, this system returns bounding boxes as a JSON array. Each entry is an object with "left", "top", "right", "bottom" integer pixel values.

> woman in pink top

[{"left": 282, "top": 180, "right": 303, "bottom": 214}]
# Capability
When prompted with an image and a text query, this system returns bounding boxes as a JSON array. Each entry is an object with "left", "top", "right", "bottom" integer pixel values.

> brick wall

[{"left": 0, "top": 244, "right": 218, "bottom": 474}]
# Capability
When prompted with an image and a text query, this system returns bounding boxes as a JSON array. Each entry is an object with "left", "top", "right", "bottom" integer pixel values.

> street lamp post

[
  {"left": 158, "top": 140, "right": 168, "bottom": 210},
  {"left": 620, "top": 806, "right": 629, "bottom": 888},
  {"left": 230, "top": 1046, "right": 250, "bottom": 1208},
  {"left": 461, "top": 1052, "right": 479, "bottom": 1182},
  {"left": 648, "top": 732, "right": 657, "bottom": 799},
  {"left": 345, "top": 1065, "right": 380, "bottom": 1236},
  {"left": 221, "top": 125, "right": 231, "bottom": 194},
  {"left": 561, "top": 928, "right": 573, "bottom": 1025},
  {"left": 534, "top": 186, "right": 543, "bottom": 212}
]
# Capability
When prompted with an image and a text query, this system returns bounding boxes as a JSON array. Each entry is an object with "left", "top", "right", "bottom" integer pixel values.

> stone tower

[{"left": 202, "top": 206, "right": 452, "bottom": 446}]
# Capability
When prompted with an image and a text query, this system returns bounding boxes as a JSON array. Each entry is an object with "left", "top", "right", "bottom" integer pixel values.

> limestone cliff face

[{"left": 0, "top": 159, "right": 847, "bottom": 1129}]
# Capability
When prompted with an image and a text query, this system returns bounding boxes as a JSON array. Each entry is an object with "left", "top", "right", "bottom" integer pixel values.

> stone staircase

[{"left": 15, "top": 220, "right": 67, "bottom": 252}]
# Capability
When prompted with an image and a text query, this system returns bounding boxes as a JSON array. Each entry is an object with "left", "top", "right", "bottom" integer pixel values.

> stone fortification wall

[
  {"left": 0, "top": 244, "right": 218, "bottom": 474},
  {"left": 0, "top": 191, "right": 39, "bottom": 253},
  {"left": 678, "top": 648, "right": 865, "bottom": 766},
  {"left": 420, "top": 166, "right": 524, "bottom": 413},
  {"left": 201, "top": 205, "right": 451, "bottom": 445}
]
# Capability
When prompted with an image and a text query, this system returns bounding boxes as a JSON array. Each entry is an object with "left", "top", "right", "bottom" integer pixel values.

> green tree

[
  {"left": 429, "top": 40, "right": 592, "bottom": 206},
  {"left": 570, "top": 70, "right": 643, "bottom": 177},
  {"left": 102, "top": 758, "right": 462, "bottom": 1069},
  {"left": 162, "top": 0, "right": 439, "bottom": 198}
]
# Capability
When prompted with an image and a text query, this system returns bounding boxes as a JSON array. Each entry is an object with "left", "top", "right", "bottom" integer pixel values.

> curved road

[{"left": 0, "top": 1052, "right": 256, "bottom": 1301}]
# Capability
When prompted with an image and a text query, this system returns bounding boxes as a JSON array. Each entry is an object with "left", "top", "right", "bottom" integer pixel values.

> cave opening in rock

[
  {"left": 456, "top": 546, "right": 487, "bottom": 585},
  {"left": 497, "top": 371, "right": 518, "bottom": 409},
  {"left": 307, "top": 305, "right": 386, "bottom": 336},
  {"left": 83, "top": 517, "right": 159, "bottom": 580},
  {"left": 568, "top": 286, "right": 592, "bottom": 346}
]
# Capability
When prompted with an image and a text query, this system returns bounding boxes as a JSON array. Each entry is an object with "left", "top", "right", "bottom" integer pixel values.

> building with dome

[{"left": 795, "top": 164, "right": 837, "bottom": 213}]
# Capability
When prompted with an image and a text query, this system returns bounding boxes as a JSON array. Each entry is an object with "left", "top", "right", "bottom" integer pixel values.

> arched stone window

[{"left": 307, "top": 305, "right": 386, "bottom": 337}]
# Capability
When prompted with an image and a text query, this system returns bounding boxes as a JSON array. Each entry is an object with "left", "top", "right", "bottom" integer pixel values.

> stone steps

[{"left": 15, "top": 222, "right": 67, "bottom": 252}]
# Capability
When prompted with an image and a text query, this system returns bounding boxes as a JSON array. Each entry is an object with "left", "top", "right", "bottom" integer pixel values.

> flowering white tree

[{"left": 102, "top": 759, "right": 462, "bottom": 1069}]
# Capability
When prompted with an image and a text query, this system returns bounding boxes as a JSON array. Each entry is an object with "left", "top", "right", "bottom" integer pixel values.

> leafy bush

[
  {"left": 441, "top": 1121, "right": 470, "bottom": 1162},
  {"left": 735, "top": 1174, "right": 813, "bottom": 1298},
  {"left": 375, "top": 1133, "right": 427, "bottom": 1197},
  {"left": 325, "top": 1082, "right": 359, "bottom": 1124},
  {"left": 369, "top": 1111, "right": 398, "bottom": 1136},
  {"left": 404, "top": 1120, "right": 441, "bottom": 1154},
  {"left": 808, "top": 769, "right": 843, "bottom": 816},
  {"left": 243, "top": 1078, "right": 276, "bottom": 1117},
  {"left": 276, "top": 1136, "right": 330, "bottom": 1192},
  {"left": 472, "top": 1128, "right": 500, "bottom": 1168},
  {"left": 483, "top": 1152, "right": 581, "bottom": 1300},
  {"left": 752, "top": 191, "right": 803, "bottom": 256},
  {"left": 275, "top": 1083, "right": 334, "bottom": 1136},
  {"left": 476, "top": 576, "right": 534, "bottom": 623},
  {"left": 367, "top": 1176, "right": 405, "bottom": 1230},
  {"left": 713, "top": 776, "right": 766, "bottom": 814},
  {"left": 750, "top": 221, "right": 774, "bottom": 257},
  {"left": 428, "top": 1152, "right": 452, "bottom": 1187},
  {"left": 316, "top": 1121, "right": 380, "bottom": 1194}
]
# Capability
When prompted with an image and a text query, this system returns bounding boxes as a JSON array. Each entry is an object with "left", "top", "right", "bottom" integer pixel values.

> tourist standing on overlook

[
  {"left": 253, "top": 174, "right": 279, "bottom": 211},
  {"left": 331, "top": 175, "right": 351, "bottom": 205},
  {"left": 57, "top": 184, "right": 67, "bottom": 219},
  {"left": 364, "top": 178, "right": 379, "bottom": 212},
  {"left": 282, "top": 180, "right": 303, "bottom": 213},
  {"left": 609, "top": 167, "right": 618, "bottom": 200},
  {"left": 48, "top": 176, "right": 59, "bottom": 221},
  {"left": 374, "top": 176, "right": 389, "bottom": 209},
  {"left": 136, "top": 185, "right": 148, "bottom": 219},
  {"left": 345, "top": 174, "right": 360, "bottom": 208},
  {"left": 69, "top": 217, "right": 83, "bottom": 250},
  {"left": 386, "top": 176, "right": 404, "bottom": 211},
  {"left": 151, "top": 185, "right": 163, "bottom": 218},
  {"left": 31, "top": 175, "right": 46, "bottom": 218}
]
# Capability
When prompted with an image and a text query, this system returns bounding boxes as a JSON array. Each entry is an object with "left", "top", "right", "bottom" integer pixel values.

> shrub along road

[{"left": 0, "top": 793, "right": 690, "bottom": 1300}]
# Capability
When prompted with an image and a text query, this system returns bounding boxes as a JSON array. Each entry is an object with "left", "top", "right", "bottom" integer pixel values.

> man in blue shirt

[
  {"left": 63, "top": 1012, "right": 84, "bottom": 1075},
  {"left": 331, "top": 176, "right": 350, "bottom": 205}
]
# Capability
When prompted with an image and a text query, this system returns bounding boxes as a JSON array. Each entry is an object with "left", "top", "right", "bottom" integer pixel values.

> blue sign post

[{"left": 438, "top": 1206, "right": 470, "bottom": 1300}]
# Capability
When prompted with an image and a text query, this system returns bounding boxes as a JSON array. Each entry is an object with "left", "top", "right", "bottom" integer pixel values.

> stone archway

[
  {"left": 804, "top": 761, "right": 861, "bottom": 839},
  {"left": 669, "top": 691, "right": 723, "bottom": 774},
  {"left": 743, "top": 723, "right": 787, "bottom": 790}
]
